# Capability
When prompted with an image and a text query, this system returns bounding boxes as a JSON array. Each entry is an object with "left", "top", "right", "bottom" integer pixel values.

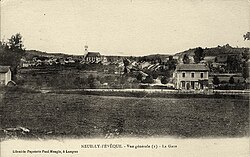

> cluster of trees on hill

[
  {"left": 181, "top": 45, "right": 249, "bottom": 73},
  {"left": 182, "top": 47, "right": 205, "bottom": 64}
]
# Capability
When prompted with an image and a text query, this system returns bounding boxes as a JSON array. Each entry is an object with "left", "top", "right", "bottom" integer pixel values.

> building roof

[
  {"left": 85, "top": 52, "right": 101, "bottom": 57},
  {"left": 204, "top": 56, "right": 216, "bottom": 61},
  {"left": 0, "top": 66, "right": 10, "bottom": 73},
  {"left": 176, "top": 64, "right": 209, "bottom": 71},
  {"left": 139, "top": 71, "right": 148, "bottom": 77}
]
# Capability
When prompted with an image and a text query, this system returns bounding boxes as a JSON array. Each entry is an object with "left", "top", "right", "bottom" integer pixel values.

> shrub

[
  {"left": 136, "top": 73, "right": 143, "bottom": 81},
  {"left": 161, "top": 76, "right": 169, "bottom": 84},
  {"left": 229, "top": 76, "right": 234, "bottom": 84},
  {"left": 212, "top": 76, "right": 220, "bottom": 85},
  {"left": 142, "top": 75, "right": 154, "bottom": 84}
]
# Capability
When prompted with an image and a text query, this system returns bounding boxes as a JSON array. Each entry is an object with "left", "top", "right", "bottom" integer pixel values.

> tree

[
  {"left": 213, "top": 56, "right": 218, "bottom": 63},
  {"left": 243, "top": 32, "right": 250, "bottom": 40},
  {"left": 7, "top": 33, "right": 25, "bottom": 52},
  {"left": 169, "top": 55, "right": 173, "bottom": 61},
  {"left": 229, "top": 76, "right": 234, "bottom": 84},
  {"left": 194, "top": 47, "right": 204, "bottom": 63},
  {"left": 152, "top": 72, "right": 158, "bottom": 79},
  {"left": 123, "top": 58, "right": 130, "bottom": 67},
  {"left": 168, "top": 59, "right": 177, "bottom": 70},
  {"left": 120, "top": 76, "right": 127, "bottom": 85},
  {"left": 182, "top": 54, "right": 190, "bottom": 64},
  {"left": 123, "top": 67, "right": 128, "bottom": 74},
  {"left": 242, "top": 50, "right": 249, "bottom": 61},
  {"left": 161, "top": 76, "right": 169, "bottom": 84},
  {"left": 226, "top": 55, "right": 241, "bottom": 73},
  {"left": 123, "top": 58, "right": 130, "bottom": 74},
  {"left": 87, "top": 74, "right": 96, "bottom": 88},
  {"left": 136, "top": 73, "right": 143, "bottom": 81},
  {"left": 142, "top": 75, "right": 154, "bottom": 84},
  {"left": 207, "top": 60, "right": 213, "bottom": 72},
  {"left": 212, "top": 76, "right": 220, "bottom": 85},
  {"left": 242, "top": 61, "right": 249, "bottom": 80}
]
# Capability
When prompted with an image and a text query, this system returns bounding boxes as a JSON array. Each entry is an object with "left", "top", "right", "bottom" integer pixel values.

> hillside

[
  {"left": 24, "top": 44, "right": 249, "bottom": 60},
  {"left": 175, "top": 44, "right": 249, "bottom": 58},
  {"left": 25, "top": 50, "right": 71, "bottom": 59},
  {"left": 143, "top": 54, "right": 170, "bottom": 59},
  {"left": 203, "top": 45, "right": 249, "bottom": 56}
]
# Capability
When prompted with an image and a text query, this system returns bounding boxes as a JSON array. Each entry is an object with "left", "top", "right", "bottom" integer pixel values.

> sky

[{"left": 1, "top": 0, "right": 249, "bottom": 56}]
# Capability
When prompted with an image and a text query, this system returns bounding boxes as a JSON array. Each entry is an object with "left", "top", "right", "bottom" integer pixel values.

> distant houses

[
  {"left": 0, "top": 66, "right": 11, "bottom": 85},
  {"left": 215, "top": 53, "right": 242, "bottom": 63},
  {"left": 173, "top": 64, "right": 209, "bottom": 90}
]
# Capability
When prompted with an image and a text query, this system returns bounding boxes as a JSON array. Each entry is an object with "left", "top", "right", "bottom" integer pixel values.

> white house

[
  {"left": 0, "top": 66, "right": 11, "bottom": 85},
  {"left": 173, "top": 64, "right": 209, "bottom": 90}
]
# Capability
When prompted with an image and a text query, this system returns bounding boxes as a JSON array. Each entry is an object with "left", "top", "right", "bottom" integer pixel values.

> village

[{"left": 1, "top": 42, "right": 249, "bottom": 92}]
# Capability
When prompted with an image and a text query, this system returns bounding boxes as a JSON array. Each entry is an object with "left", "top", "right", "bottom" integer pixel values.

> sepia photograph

[{"left": 0, "top": 0, "right": 249, "bottom": 156}]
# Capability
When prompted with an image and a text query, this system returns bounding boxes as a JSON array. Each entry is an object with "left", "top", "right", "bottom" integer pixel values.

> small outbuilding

[{"left": 0, "top": 66, "right": 12, "bottom": 85}]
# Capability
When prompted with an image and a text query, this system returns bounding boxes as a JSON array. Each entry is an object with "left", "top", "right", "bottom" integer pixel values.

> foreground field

[{"left": 0, "top": 90, "right": 249, "bottom": 139}]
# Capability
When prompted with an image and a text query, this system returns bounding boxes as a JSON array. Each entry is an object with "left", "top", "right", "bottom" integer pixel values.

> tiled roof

[
  {"left": 86, "top": 52, "right": 101, "bottom": 57},
  {"left": 176, "top": 64, "right": 209, "bottom": 71},
  {"left": 0, "top": 66, "right": 10, "bottom": 73}
]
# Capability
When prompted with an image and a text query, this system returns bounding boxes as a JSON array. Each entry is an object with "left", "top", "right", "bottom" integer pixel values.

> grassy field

[{"left": 0, "top": 89, "right": 249, "bottom": 139}]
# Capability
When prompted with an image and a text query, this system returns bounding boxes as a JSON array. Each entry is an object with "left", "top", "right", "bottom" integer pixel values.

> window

[
  {"left": 191, "top": 73, "right": 194, "bottom": 78},
  {"left": 181, "top": 81, "right": 185, "bottom": 88},
  {"left": 200, "top": 73, "right": 204, "bottom": 78},
  {"left": 191, "top": 81, "right": 195, "bottom": 89},
  {"left": 182, "top": 73, "right": 185, "bottom": 78}
]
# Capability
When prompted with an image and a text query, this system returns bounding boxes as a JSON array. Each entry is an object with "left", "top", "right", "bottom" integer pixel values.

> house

[
  {"left": 0, "top": 66, "right": 11, "bottom": 85},
  {"left": 139, "top": 62, "right": 151, "bottom": 69},
  {"left": 173, "top": 64, "right": 209, "bottom": 90},
  {"left": 139, "top": 71, "right": 149, "bottom": 80},
  {"left": 216, "top": 53, "right": 241, "bottom": 63},
  {"left": 101, "top": 56, "right": 109, "bottom": 65},
  {"left": 65, "top": 57, "right": 75, "bottom": 64},
  {"left": 204, "top": 56, "right": 216, "bottom": 62},
  {"left": 161, "top": 57, "right": 169, "bottom": 64},
  {"left": 58, "top": 58, "right": 65, "bottom": 65}
]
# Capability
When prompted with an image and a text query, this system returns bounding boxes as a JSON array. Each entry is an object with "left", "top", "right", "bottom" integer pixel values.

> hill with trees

[{"left": 175, "top": 44, "right": 249, "bottom": 58}]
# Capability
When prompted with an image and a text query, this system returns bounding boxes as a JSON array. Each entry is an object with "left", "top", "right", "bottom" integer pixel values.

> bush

[
  {"left": 215, "top": 84, "right": 245, "bottom": 90},
  {"left": 142, "top": 75, "right": 154, "bottom": 84},
  {"left": 229, "top": 76, "right": 234, "bottom": 84},
  {"left": 161, "top": 76, "right": 169, "bottom": 84},
  {"left": 136, "top": 73, "right": 143, "bottom": 81},
  {"left": 212, "top": 76, "right": 220, "bottom": 85},
  {"left": 152, "top": 73, "right": 158, "bottom": 79}
]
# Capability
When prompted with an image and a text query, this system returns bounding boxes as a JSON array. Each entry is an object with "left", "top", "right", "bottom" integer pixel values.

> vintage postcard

[{"left": 0, "top": 0, "right": 249, "bottom": 156}]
